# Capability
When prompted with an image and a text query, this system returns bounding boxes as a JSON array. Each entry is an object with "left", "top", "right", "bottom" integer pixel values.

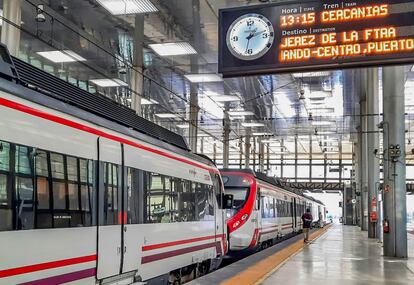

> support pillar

[
  {"left": 245, "top": 133, "right": 251, "bottom": 169},
  {"left": 359, "top": 68, "right": 369, "bottom": 231},
  {"left": 259, "top": 139, "right": 265, "bottom": 173},
  {"left": 188, "top": 0, "right": 201, "bottom": 152},
  {"left": 223, "top": 112, "right": 230, "bottom": 168},
  {"left": 382, "top": 66, "right": 407, "bottom": 257},
  {"left": 1, "top": 0, "right": 21, "bottom": 57},
  {"left": 130, "top": 14, "right": 144, "bottom": 116},
  {"left": 366, "top": 68, "right": 380, "bottom": 238}
]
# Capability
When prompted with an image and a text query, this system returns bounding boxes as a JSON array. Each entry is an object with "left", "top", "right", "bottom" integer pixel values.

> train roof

[
  {"left": 0, "top": 44, "right": 215, "bottom": 168},
  {"left": 220, "top": 168, "right": 325, "bottom": 205}
]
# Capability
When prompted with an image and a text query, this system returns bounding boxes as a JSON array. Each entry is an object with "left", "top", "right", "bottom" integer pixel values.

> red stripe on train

[
  {"left": 141, "top": 242, "right": 220, "bottom": 264},
  {"left": 0, "top": 97, "right": 218, "bottom": 174},
  {"left": 0, "top": 255, "right": 96, "bottom": 278},
  {"left": 142, "top": 234, "right": 225, "bottom": 251}
]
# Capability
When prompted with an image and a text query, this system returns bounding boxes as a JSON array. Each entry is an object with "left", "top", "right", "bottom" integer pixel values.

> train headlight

[{"left": 233, "top": 221, "right": 240, "bottom": 228}]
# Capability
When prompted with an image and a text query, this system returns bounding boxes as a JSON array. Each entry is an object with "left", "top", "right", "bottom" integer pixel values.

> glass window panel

[
  {"left": 68, "top": 183, "right": 79, "bottom": 210},
  {"left": 127, "top": 168, "right": 139, "bottom": 224},
  {"left": 0, "top": 174, "right": 12, "bottom": 231},
  {"left": 0, "top": 141, "right": 10, "bottom": 171},
  {"left": 283, "top": 165, "right": 295, "bottom": 179},
  {"left": 312, "top": 165, "right": 325, "bottom": 179},
  {"left": 35, "top": 150, "right": 48, "bottom": 176},
  {"left": 51, "top": 153, "right": 64, "bottom": 179},
  {"left": 297, "top": 165, "right": 310, "bottom": 178},
  {"left": 67, "top": 157, "right": 78, "bottom": 181},
  {"left": 407, "top": 166, "right": 414, "bottom": 179},
  {"left": 53, "top": 182, "right": 66, "bottom": 209},
  {"left": 37, "top": 177, "right": 49, "bottom": 209},
  {"left": 15, "top": 176, "right": 34, "bottom": 230},
  {"left": 15, "top": 146, "right": 31, "bottom": 175},
  {"left": 80, "top": 159, "right": 88, "bottom": 183}
]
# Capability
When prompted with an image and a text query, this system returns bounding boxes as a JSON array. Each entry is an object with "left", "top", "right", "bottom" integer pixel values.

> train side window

[
  {"left": 145, "top": 173, "right": 172, "bottom": 223},
  {"left": 126, "top": 167, "right": 140, "bottom": 224},
  {"left": 0, "top": 141, "right": 12, "bottom": 231},
  {"left": 104, "top": 163, "right": 119, "bottom": 225}
]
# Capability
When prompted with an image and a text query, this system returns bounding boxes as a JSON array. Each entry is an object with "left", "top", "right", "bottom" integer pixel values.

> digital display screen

[{"left": 218, "top": 0, "right": 414, "bottom": 77}]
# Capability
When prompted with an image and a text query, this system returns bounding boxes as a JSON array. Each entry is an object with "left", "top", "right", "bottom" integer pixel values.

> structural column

[
  {"left": 382, "top": 66, "right": 407, "bottom": 257},
  {"left": 1, "top": 0, "right": 21, "bottom": 56},
  {"left": 188, "top": 0, "right": 201, "bottom": 152},
  {"left": 359, "top": 68, "right": 369, "bottom": 231},
  {"left": 366, "top": 68, "right": 380, "bottom": 238},
  {"left": 223, "top": 112, "right": 230, "bottom": 168},
  {"left": 130, "top": 14, "right": 144, "bottom": 116},
  {"left": 245, "top": 133, "right": 251, "bottom": 168},
  {"left": 259, "top": 139, "right": 265, "bottom": 173}
]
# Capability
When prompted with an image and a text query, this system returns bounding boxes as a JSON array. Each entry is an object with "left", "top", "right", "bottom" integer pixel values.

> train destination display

[{"left": 218, "top": 1, "right": 414, "bottom": 77}]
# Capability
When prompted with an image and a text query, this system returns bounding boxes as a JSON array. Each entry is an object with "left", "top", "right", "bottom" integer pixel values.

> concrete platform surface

[{"left": 262, "top": 225, "right": 414, "bottom": 285}]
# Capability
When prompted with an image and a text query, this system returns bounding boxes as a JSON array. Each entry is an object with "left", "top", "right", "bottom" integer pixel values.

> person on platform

[{"left": 302, "top": 208, "right": 313, "bottom": 242}]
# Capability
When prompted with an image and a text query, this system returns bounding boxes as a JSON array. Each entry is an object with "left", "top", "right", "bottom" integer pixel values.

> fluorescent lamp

[
  {"left": 317, "top": 131, "right": 336, "bottom": 135},
  {"left": 228, "top": 110, "right": 254, "bottom": 116},
  {"left": 176, "top": 124, "right": 189, "bottom": 129},
  {"left": 96, "top": 0, "right": 158, "bottom": 15},
  {"left": 210, "top": 95, "right": 240, "bottom": 102},
  {"left": 261, "top": 139, "right": 279, "bottom": 144},
  {"left": 141, "top": 98, "right": 159, "bottom": 105},
  {"left": 412, "top": 65, "right": 414, "bottom": 72},
  {"left": 149, "top": 42, "right": 196, "bottom": 56},
  {"left": 252, "top": 132, "right": 274, "bottom": 136},
  {"left": 324, "top": 151, "right": 338, "bottom": 154},
  {"left": 292, "top": 72, "right": 330, "bottom": 78},
  {"left": 242, "top": 122, "right": 265, "bottom": 127},
  {"left": 312, "top": 121, "right": 335, "bottom": 126},
  {"left": 155, "top": 113, "right": 178, "bottom": 119},
  {"left": 89, "top": 78, "right": 127, "bottom": 87},
  {"left": 184, "top": 74, "right": 223, "bottom": 83},
  {"left": 37, "top": 50, "right": 86, "bottom": 63},
  {"left": 229, "top": 116, "right": 245, "bottom": 120}
]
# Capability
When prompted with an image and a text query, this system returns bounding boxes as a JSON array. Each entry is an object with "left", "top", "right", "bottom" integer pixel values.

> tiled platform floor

[{"left": 262, "top": 225, "right": 414, "bottom": 285}]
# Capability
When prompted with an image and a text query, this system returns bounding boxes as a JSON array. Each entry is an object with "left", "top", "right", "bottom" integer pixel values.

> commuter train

[
  {"left": 0, "top": 47, "right": 232, "bottom": 285},
  {"left": 220, "top": 169, "right": 326, "bottom": 251}
]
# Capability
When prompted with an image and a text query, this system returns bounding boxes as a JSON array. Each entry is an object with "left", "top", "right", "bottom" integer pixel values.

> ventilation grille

[{"left": 12, "top": 57, "right": 189, "bottom": 150}]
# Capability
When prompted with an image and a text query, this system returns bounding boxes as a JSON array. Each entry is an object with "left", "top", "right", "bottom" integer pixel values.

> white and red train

[
  {"left": 0, "top": 48, "right": 233, "bottom": 285},
  {"left": 220, "top": 169, "right": 326, "bottom": 252}
]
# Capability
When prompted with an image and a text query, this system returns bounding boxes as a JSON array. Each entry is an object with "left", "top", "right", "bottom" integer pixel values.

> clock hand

[{"left": 251, "top": 30, "right": 267, "bottom": 38}]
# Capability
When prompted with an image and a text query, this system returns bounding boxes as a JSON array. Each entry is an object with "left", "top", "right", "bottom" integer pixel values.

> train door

[
  {"left": 214, "top": 174, "right": 225, "bottom": 255},
  {"left": 97, "top": 138, "right": 123, "bottom": 279},
  {"left": 293, "top": 198, "right": 297, "bottom": 229}
]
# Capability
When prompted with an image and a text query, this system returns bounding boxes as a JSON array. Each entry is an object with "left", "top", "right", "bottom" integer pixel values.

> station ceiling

[{"left": 7, "top": 0, "right": 414, "bottom": 162}]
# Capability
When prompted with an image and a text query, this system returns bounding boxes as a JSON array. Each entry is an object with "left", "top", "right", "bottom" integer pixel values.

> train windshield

[
  {"left": 221, "top": 174, "right": 251, "bottom": 216},
  {"left": 224, "top": 187, "right": 249, "bottom": 208}
]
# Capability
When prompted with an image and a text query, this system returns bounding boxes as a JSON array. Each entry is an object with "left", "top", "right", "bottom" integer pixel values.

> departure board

[{"left": 218, "top": 0, "right": 414, "bottom": 77}]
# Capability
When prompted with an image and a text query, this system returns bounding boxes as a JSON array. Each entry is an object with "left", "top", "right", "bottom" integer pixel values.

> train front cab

[{"left": 221, "top": 172, "right": 259, "bottom": 251}]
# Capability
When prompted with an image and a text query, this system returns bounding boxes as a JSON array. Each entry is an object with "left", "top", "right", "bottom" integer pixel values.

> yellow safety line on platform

[{"left": 221, "top": 224, "right": 332, "bottom": 285}]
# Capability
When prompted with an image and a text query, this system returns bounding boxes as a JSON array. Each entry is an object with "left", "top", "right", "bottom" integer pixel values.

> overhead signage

[{"left": 218, "top": 0, "right": 414, "bottom": 77}]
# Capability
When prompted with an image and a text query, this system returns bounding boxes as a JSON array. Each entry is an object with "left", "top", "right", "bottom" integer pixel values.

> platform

[
  {"left": 193, "top": 225, "right": 414, "bottom": 285},
  {"left": 262, "top": 225, "right": 414, "bottom": 285}
]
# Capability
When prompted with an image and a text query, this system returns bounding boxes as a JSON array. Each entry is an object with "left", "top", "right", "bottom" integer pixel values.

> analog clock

[{"left": 226, "top": 13, "right": 274, "bottom": 61}]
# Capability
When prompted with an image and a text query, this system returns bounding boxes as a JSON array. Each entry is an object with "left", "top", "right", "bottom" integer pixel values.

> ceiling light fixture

[
  {"left": 184, "top": 74, "right": 223, "bottom": 83},
  {"left": 96, "top": 0, "right": 158, "bottom": 15},
  {"left": 228, "top": 110, "right": 254, "bottom": 116},
  {"left": 210, "top": 95, "right": 241, "bottom": 102},
  {"left": 242, "top": 122, "right": 265, "bottom": 127},
  {"left": 252, "top": 132, "right": 274, "bottom": 136},
  {"left": 176, "top": 124, "right": 189, "bottom": 129},
  {"left": 312, "top": 121, "right": 335, "bottom": 126},
  {"left": 141, "top": 98, "right": 159, "bottom": 105},
  {"left": 155, "top": 113, "right": 178, "bottom": 119},
  {"left": 89, "top": 78, "right": 127, "bottom": 87},
  {"left": 37, "top": 50, "right": 86, "bottom": 63},
  {"left": 149, "top": 42, "right": 197, "bottom": 56}
]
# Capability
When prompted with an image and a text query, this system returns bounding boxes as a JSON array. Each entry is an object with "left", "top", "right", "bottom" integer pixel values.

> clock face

[{"left": 226, "top": 13, "right": 274, "bottom": 61}]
